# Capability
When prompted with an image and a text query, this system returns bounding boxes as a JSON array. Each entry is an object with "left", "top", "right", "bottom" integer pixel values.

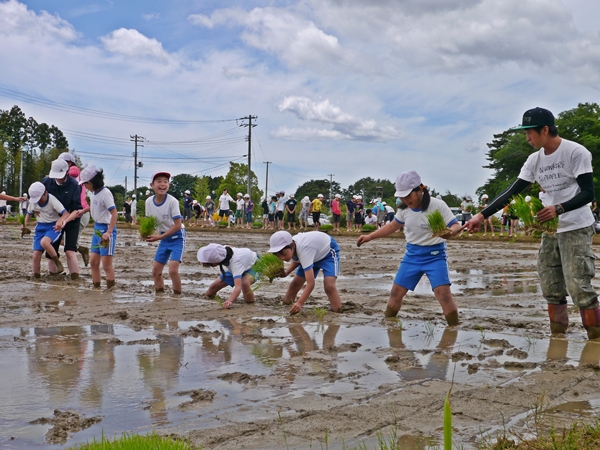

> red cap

[{"left": 151, "top": 171, "right": 171, "bottom": 182}]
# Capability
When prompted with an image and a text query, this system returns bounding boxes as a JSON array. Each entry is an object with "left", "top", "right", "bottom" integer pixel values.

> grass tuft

[
  {"left": 139, "top": 216, "right": 160, "bottom": 239},
  {"left": 66, "top": 431, "right": 195, "bottom": 449},
  {"left": 361, "top": 224, "right": 377, "bottom": 231}
]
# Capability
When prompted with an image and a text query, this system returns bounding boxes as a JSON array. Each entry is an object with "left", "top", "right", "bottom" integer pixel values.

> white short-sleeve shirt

[
  {"left": 364, "top": 214, "right": 378, "bottom": 225},
  {"left": 28, "top": 193, "right": 66, "bottom": 223},
  {"left": 236, "top": 198, "right": 245, "bottom": 211},
  {"left": 145, "top": 194, "right": 182, "bottom": 234},
  {"left": 224, "top": 247, "right": 258, "bottom": 279},
  {"left": 394, "top": 197, "right": 457, "bottom": 246},
  {"left": 218, "top": 193, "right": 234, "bottom": 210},
  {"left": 292, "top": 231, "right": 331, "bottom": 270},
  {"left": 90, "top": 187, "right": 116, "bottom": 224},
  {"left": 518, "top": 138, "right": 595, "bottom": 232}
]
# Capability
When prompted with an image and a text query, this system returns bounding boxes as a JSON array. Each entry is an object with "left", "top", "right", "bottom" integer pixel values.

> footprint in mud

[
  {"left": 175, "top": 389, "right": 216, "bottom": 411},
  {"left": 217, "top": 372, "right": 264, "bottom": 384}
]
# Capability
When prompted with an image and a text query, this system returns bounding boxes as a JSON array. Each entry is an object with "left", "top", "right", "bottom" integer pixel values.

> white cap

[
  {"left": 525, "top": 195, "right": 532, "bottom": 202},
  {"left": 357, "top": 195, "right": 362, "bottom": 200},
  {"left": 317, "top": 193, "right": 324, "bottom": 198},
  {"left": 395, "top": 170, "right": 421, "bottom": 198},
  {"left": 268, "top": 230, "right": 293, "bottom": 253},
  {"left": 206, "top": 195, "right": 211, "bottom": 200},
  {"left": 465, "top": 194, "right": 472, "bottom": 201},
  {"left": 289, "top": 193, "right": 294, "bottom": 197},
  {"left": 243, "top": 194, "right": 250, "bottom": 198},
  {"left": 382, "top": 201, "right": 386, "bottom": 205},
  {"left": 28, "top": 181, "right": 46, "bottom": 204},
  {"left": 132, "top": 194, "right": 136, "bottom": 198},
  {"left": 145, "top": 190, "right": 151, "bottom": 195},
  {"left": 482, "top": 194, "right": 489, "bottom": 199},
  {"left": 185, "top": 190, "right": 190, "bottom": 194},
  {"left": 197, "top": 244, "right": 227, "bottom": 264},
  {"left": 192, "top": 199, "right": 198, "bottom": 204},
  {"left": 23, "top": 193, "right": 27, "bottom": 197},
  {"left": 1, "top": 191, "right": 5, "bottom": 195},
  {"left": 57, "top": 152, "right": 76, "bottom": 164},
  {"left": 335, "top": 194, "right": 341, "bottom": 198},
  {"left": 79, "top": 165, "right": 101, "bottom": 185},
  {"left": 352, "top": 195, "right": 357, "bottom": 199},
  {"left": 237, "top": 192, "right": 243, "bottom": 197},
  {"left": 48, "top": 159, "right": 69, "bottom": 179}
]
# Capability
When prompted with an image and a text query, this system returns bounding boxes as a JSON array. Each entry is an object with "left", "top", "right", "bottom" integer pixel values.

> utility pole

[
  {"left": 328, "top": 173, "right": 335, "bottom": 206},
  {"left": 124, "top": 176, "right": 128, "bottom": 194},
  {"left": 264, "top": 161, "right": 271, "bottom": 200},
  {"left": 238, "top": 115, "right": 257, "bottom": 196},
  {"left": 130, "top": 135, "right": 145, "bottom": 199}
]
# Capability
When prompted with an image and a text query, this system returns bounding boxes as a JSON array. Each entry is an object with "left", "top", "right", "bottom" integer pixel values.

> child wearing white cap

[
  {"left": 204, "top": 196, "right": 215, "bottom": 227},
  {"left": 309, "top": 194, "right": 324, "bottom": 231},
  {"left": 235, "top": 193, "right": 245, "bottom": 228},
  {"left": 80, "top": 166, "right": 118, "bottom": 289},
  {"left": 197, "top": 243, "right": 258, "bottom": 309},
  {"left": 145, "top": 172, "right": 185, "bottom": 294},
  {"left": 479, "top": 194, "right": 494, "bottom": 237},
  {"left": 24, "top": 182, "right": 70, "bottom": 276},
  {"left": 268, "top": 230, "right": 343, "bottom": 314},
  {"left": 357, "top": 170, "right": 462, "bottom": 326}
]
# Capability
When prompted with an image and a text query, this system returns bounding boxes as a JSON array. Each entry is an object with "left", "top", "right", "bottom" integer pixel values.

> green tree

[
  {"left": 217, "top": 162, "right": 262, "bottom": 202},
  {"left": 295, "top": 179, "right": 340, "bottom": 203},
  {"left": 192, "top": 176, "right": 210, "bottom": 202},
  {"left": 170, "top": 174, "right": 198, "bottom": 200},
  {"left": 343, "top": 177, "right": 395, "bottom": 204},
  {"left": 107, "top": 185, "right": 126, "bottom": 215}
]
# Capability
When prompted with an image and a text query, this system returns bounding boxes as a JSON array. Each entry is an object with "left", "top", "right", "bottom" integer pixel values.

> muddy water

[
  {"left": 2, "top": 318, "right": 600, "bottom": 449},
  {"left": 3, "top": 228, "right": 600, "bottom": 449}
]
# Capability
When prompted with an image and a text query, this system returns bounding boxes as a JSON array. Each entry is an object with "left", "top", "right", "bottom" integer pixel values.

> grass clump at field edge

[{"left": 66, "top": 431, "right": 196, "bottom": 449}]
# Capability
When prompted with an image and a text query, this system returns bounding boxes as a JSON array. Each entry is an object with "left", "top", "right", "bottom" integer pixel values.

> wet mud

[{"left": 1, "top": 225, "right": 600, "bottom": 449}]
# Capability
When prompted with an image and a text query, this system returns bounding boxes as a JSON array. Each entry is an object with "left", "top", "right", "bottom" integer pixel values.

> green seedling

[
  {"left": 139, "top": 216, "right": 160, "bottom": 239},
  {"left": 91, "top": 229, "right": 109, "bottom": 249},
  {"left": 425, "top": 209, "right": 452, "bottom": 237},
  {"left": 511, "top": 194, "right": 558, "bottom": 235},
  {"left": 424, "top": 320, "right": 435, "bottom": 337},
  {"left": 214, "top": 295, "right": 223, "bottom": 308},
  {"left": 252, "top": 253, "right": 285, "bottom": 283},
  {"left": 312, "top": 306, "right": 327, "bottom": 320},
  {"left": 476, "top": 324, "right": 486, "bottom": 341},
  {"left": 361, "top": 224, "right": 377, "bottom": 231}
]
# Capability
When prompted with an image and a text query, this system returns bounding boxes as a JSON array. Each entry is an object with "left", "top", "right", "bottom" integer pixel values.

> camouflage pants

[{"left": 538, "top": 225, "right": 597, "bottom": 308}]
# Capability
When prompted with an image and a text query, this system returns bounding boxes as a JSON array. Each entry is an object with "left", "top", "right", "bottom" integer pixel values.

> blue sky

[{"left": 1, "top": 0, "right": 599, "bottom": 198}]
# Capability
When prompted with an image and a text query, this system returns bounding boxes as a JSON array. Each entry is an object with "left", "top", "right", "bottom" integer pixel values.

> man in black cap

[{"left": 465, "top": 107, "right": 598, "bottom": 339}]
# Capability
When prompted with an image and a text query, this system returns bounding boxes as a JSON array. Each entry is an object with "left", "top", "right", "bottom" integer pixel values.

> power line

[{"left": 0, "top": 85, "right": 240, "bottom": 124}]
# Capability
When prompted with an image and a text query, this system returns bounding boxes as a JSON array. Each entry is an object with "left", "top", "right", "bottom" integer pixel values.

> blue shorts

[
  {"left": 394, "top": 242, "right": 451, "bottom": 291},
  {"left": 295, "top": 237, "right": 340, "bottom": 279},
  {"left": 154, "top": 229, "right": 186, "bottom": 265},
  {"left": 220, "top": 268, "right": 256, "bottom": 287},
  {"left": 33, "top": 222, "right": 62, "bottom": 252},
  {"left": 246, "top": 212, "right": 253, "bottom": 223},
  {"left": 91, "top": 223, "right": 117, "bottom": 257}
]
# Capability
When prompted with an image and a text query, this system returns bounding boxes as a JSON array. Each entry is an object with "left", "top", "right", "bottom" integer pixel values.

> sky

[{"left": 1, "top": 0, "right": 599, "bottom": 199}]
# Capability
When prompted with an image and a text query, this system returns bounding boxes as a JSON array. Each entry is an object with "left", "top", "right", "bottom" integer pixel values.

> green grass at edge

[{"left": 66, "top": 431, "right": 198, "bottom": 449}]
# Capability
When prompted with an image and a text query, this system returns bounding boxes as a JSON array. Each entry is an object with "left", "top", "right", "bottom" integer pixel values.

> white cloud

[
  {"left": 100, "top": 28, "right": 170, "bottom": 62},
  {"left": 142, "top": 13, "right": 160, "bottom": 21},
  {"left": 275, "top": 96, "right": 404, "bottom": 141},
  {"left": 0, "top": 0, "right": 78, "bottom": 42}
]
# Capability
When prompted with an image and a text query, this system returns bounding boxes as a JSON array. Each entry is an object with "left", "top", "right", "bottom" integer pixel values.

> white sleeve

[
  {"left": 518, "top": 152, "right": 539, "bottom": 183},
  {"left": 170, "top": 197, "right": 182, "bottom": 219},
  {"left": 571, "top": 146, "right": 593, "bottom": 178}
]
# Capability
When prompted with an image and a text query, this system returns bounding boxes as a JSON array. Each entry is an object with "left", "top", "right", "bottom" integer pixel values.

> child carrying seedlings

[
  {"left": 197, "top": 243, "right": 258, "bottom": 309},
  {"left": 357, "top": 170, "right": 462, "bottom": 326},
  {"left": 145, "top": 172, "right": 186, "bottom": 295},
  {"left": 24, "top": 182, "right": 70, "bottom": 277},
  {"left": 79, "top": 166, "right": 118, "bottom": 289},
  {"left": 268, "top": 230, "right": 343, "bottom": 314}
]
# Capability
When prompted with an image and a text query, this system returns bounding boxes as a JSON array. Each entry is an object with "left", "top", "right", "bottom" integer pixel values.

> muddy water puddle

[{"left": 2, "top": 319, "right": 600, "bottom": 448}]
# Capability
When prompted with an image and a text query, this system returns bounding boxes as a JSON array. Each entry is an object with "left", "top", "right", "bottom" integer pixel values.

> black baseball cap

[{"left": 511, "top": 107, "right": 555, "bottom": 130}]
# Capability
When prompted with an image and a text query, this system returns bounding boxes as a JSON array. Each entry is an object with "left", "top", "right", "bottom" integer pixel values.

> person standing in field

[
  {"left": 285, "top": 193, "right": 298, "bottom": 231},
  {"left": 299, "top": 196, "right": 310, "bottom": 230},
  {"left": 480, "top": 194, "right": 495, "bottom": 237},
  {"left": 235, "top": 193, "right": 245, "bottom": 228},
  {"left": 42, "top": 159, "right": 82, "bottom": 280},
  {"left": 358, "top": 170, "right": 461, "bottom": 325},
  {"left": 310, "top": 194, "right": 324, "bottom": 231},
  {"left": 465, "top": 107, "right": 599, "bottom": 339},
  {"left": 261, "top": 197, "right": 269, "bottom": 229},
  {"left": 276, "top": 191, "right": 287, "bottom": 230},
  {"left": 23, "top": 182, "right": 70, "bottom": 276},
  {"left": 218, "top": 188, "right": 234, "bottom": 228},
  {"left": 244, "top": 194, "right": 254, "bottom": 229},
  {"left": 354, "top": 195, "right": 364, "bottom": 232},
  {"left": 204, "top": 195, "right": 215, "bottom": 227},
  {"left": 145, "top": 172, "right": 186, "bottom": 295},
  {"left": 79, "top": 166, "right": 118, "bottom": 289},
  {"left": 346, "top": 195, "right": 356, "bottom": 231},
  {"left": 331, "top": 194, "right": 342, "bottom": 232},
  {"left": 183, "top": 190, "right": 193, "bottom": 225},
  {"left": 19, "top": 193, "right": 29, "bottom": 216},
  {"left": 131, "top": 194, "right": 138, "bottom": 225}
]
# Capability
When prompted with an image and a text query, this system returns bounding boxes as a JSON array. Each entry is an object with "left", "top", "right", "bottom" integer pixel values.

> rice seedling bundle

[
  {"left": 361, "top": 224, "right": 377, "bottom": 231},
  {"left": 464, "top": 204, "right": 473, "bottom": 213},
  {"left": 425, "top": 210, "right": 453, "bottom": 238},
  {"left": 252, "top": 253, "right": 285, "bottom": 283},
  {"left": 18, "top": 214, "right": 26, "bottom": 225},
  {"left": 93, "top": 229, "right": 109, "bottom": 248},
  {"left": 139, "top": 216, "right": 160, "bottom": 239},
  {"left": 511, "top": 194, "right": 558, "bottom": 235}
]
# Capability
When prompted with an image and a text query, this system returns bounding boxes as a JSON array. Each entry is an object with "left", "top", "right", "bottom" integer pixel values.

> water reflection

[{"left": 2, "top": 320, "right": 600, "bottom": 448}]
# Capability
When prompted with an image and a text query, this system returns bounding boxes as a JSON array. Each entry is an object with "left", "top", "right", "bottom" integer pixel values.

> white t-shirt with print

[
  {"left": 145, "top": 194, "right": 183, "bottom": 234},
  {"left": 292, "top": 231, "right": 331, "bottom": 270},
  {"left": 90, "top": 187, "right": 116, "bottom": 224},
  {"left": 224, "top": 247, "right": 258, "bottom": 279},
  {"left": 277, "top": 196, "right": 286, "bottom": 212},
  {"left": 394, "top": 197, "right": 457, "bottom": 246},
  {"left": 28, "top": 193, "right": 66, "bottom": 223},
  {"left": 518, "top": 138, "right": 595, "bottom": 233},
  {"left": 218, "top": 193, "right": 234, "bottom": 210}
]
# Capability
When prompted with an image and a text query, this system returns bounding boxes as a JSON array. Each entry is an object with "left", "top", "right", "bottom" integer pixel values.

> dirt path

[{"left": 1, "top": 225, "right": 600, "bottom": 449}]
